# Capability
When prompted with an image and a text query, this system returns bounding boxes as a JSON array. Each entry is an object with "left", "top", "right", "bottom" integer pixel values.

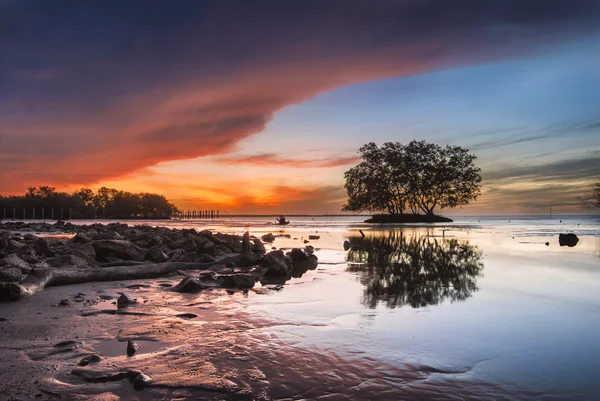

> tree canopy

[
  {"left": 343, "top": 141, "right": 482, "bottom": 216},
  {"left": 0, "top": 186, "right": 178, "bottom": 219}
]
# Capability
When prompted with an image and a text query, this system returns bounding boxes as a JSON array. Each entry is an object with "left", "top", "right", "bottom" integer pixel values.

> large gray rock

[
  {"left": 220, "top": 273, "right": 257, "bottom": 289},
  {"left": 46, "top": 254, "right": 91, "bottom": 269},
  {"left": 0, "top": 267, "right": 24, "bottom": 282},
  {"left": 252, "top": 238, "right": 266, "bottom": 254},
  {"left": 261, "top": 233, "right": 275, "bottom": 243},
  {"left": 261, "top": 250, "right": 292, "bottom": 277},
  {"left": 168, "top": 237, "right": 197, "bottom": 253},
  {"left": 288, "top": 248, "right": 319, "bottom": 277},
  {"left": 2, "top": 253, "right": 30, "bottom": 270},
  {"left": 72, "top": 243, "right": 97, "bottom": 260},
  {"left": 92, "top": 240, "right": 144, "bottom": 261},
  {"left": 174, "top": 276, "right": 207, "bottom": 293},
  {"left": 194, "top": 238, "right": 216, "bottom": 255},
  {"left": 34, "top": 237, "right": 55, "bottom": 257},
  {"left": 145, "top": 235, "right": 163, "bottom": 248},
  {"left": 72, "top": 233, "right": 93, "bottom": 244},
  {"left": 145, "top": 246, "right": 168, "bottom": 263}
]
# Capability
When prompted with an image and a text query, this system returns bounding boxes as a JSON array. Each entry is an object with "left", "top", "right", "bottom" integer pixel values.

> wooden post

[
  {"left": 61, "top": 208, "right": 64, "bottom": 220},
  {"left": 23, "top": 208, "right": 26, "bottom": 220},
  {"left": 42, "top": 208, "right": 45, "bottom": 220},
  {"left": 217, "top": 210, "right": 219, "bottom": 219},
  {"left": 13, "top": 207, "right": 16, "bottom": 220},
  {"left": 2, "top": 207, "right": 5, "bottom": 220},
  {"left": 51, "top": 208, "right": 54, "bottom": 220},
  {"left": 33, "top": 208, "right": 35, "bottom": 220},
  {"left": 69, "top": 208, "right": 72, "bottom": 220}
]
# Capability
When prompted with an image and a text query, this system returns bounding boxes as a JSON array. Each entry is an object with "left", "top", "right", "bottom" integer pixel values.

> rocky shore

[{"left": 0, "top": 221, "right": 318, "bottom": 301}]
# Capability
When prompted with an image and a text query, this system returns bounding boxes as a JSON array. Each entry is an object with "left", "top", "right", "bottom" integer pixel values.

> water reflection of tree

[{"left": 346, "top": 231, "right": 484, "bottom": 309}]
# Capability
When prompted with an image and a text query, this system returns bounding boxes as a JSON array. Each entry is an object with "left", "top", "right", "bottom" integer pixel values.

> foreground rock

[{"left": 0, "top": 222, "right": 320, "bottom": 301}]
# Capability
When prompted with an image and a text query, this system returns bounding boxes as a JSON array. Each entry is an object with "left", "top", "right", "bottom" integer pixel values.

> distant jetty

[{"left": 365, "top": 214, "right": 453, "bottom": 223}]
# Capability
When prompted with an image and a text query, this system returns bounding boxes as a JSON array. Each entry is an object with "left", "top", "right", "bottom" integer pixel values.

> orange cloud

[{"left": 213, "top": 153, "right": 360, "bottom": 168}]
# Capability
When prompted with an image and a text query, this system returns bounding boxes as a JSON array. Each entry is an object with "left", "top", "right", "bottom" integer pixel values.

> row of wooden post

[
  {"left": 1, "top": 207, "right": 71, "bottom": 220},
  {"left": 174, "top": 210, "right": 219, "bottom": 219}
]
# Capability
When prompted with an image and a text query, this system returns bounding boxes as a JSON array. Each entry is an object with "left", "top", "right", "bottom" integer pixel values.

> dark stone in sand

[
  {"left": 261, "top": 233, "right": 276, "bottom": 243},
  {"left": 117, "top": 293, "right": 137, "bottom": 307},
  {"left": 175, "top": 276, "right": 207, "bottom": 293},
  {"left": 176, "top": 313, "right": 198, "bottom": 319},
  {"left": 558, "top": 233, "right": 579, "bottom": 247},
  {"left": 308, "top": 235, "right": 320, "bottom": 240},
  {"left": 343, "top": 240, "right": 351, "bottom": 251},
  {"left": 78, "top": 354, "right": 102, "bottom": 366},
  {"left": 59, "top": 299, "right": 71, "bottom": 306},
  {"left": 127, "top": 340, "right": 139, "bottom": 356},
  {"left": 220, "top": 273, "right": 257, "bottom": 289},
  {"left": 0, "top": 317, "right": 7, "bottom": 322},
  {"left": 261, "top": 250, "right": 292, "bottom": 277},
  {"left": 545, "top": 242, "right": 550, "bottom": 246},
  {"left": 364, "top": 214, "right": 453, "bottom": 223},
  {"left": 133, "top": 372, "right": 152, "bottom": 390}
]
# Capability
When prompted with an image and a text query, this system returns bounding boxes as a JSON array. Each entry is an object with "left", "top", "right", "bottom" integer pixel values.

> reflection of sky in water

[{"left": 56, "top": 216, "right": 600, "bottom": 398}]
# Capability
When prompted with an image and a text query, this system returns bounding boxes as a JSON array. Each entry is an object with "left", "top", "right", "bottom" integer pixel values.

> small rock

[
  {"left": 343, "top": 240, "right": 351, "bottom": 251},
  {"left": 175, "top": 313, "right": 198, "bottom": 319},
  {"left": 117, "top": 293, "right": 137, "bottom": 307},
  {"left": 133, "top": 372, "right": 152, "bottom": 390},
  {"left": 59, "top": 298, "right": 71, "bottom": 306},
  {"left": 308, "top": 235, "right": 320, "bottom": 240},
  {"left": 127, "top": 340, "right": 139, "bottom": 356},
  {"left": 545, "top": 242, "right": 550, "bottom": 246},
  {"left": 261, "top": 233, "right": 276, "bottom": 243},
  {"left": 78, "top": 354, "right": 102, "bottom": 366}
]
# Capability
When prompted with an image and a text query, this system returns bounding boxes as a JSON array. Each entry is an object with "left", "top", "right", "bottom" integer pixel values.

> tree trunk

[{"left": 0, "top": 256, "right": 241, "bottom": 302}]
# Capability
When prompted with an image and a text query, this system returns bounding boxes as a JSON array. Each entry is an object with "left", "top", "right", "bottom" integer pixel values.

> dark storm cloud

[{"left": 1, "top": 0, "right": 599, "bottom": 192}]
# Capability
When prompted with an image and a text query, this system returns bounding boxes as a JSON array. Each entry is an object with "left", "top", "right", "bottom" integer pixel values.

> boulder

[
  {"left": 252, "top": 238, "right": 266, "bottom": 254},
  {"left": 261, "top": 250, "right": 292, "bottom": 277},
  {"left": 261, "top": 233, "right": 276, "bottom": 243},
  {"left": 288, "top": 248, "right": 319, "bottom": 276},
  {"left": 195, "top": 239, "right": 216, "bottom": 255},
  {"left": 2, "top": 253, "right": 30, "bottom": 270},
  {"left": 558, "top": 233, "right": 579, "bottom": 247},
  {"left": 92, "top": 240, "right": 144, "bottom": 261},
  {"left": 343, "top": 240, "right": 351, "bottom": 251},
  {"left": 72, "top": 233, "right": 93, "bottom": 244},
  {"left": 46, "top": 254, "right": 90, "bottom": 269},
  {"left": 145, "top": 246, "right": 169, "bottom": 263},
  {"left": 220, "top": 273, "right": 257, "bottom": 289},
  {"left": 145, "top": 235, "right": 163, "bottom": 248},
  {"left": 168, "top": 237, "right": 197, "bottom": 253},
  {"left": 0, "top": 267, "right": 24, "bottom": 282},
  {"left": 34, "top": 237, "right": 55, "bottom": 257}
]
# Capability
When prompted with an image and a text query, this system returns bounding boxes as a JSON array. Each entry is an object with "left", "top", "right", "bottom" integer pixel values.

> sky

[{"left": 1, "top": 0, "right": 599, "bottom": 215}]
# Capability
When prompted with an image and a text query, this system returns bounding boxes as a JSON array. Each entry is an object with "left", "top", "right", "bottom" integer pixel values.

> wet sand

[{"left": 1, "top": 215, "right": 599, "bottom": 400}]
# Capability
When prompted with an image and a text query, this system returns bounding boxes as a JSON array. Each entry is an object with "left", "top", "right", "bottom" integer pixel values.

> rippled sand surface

[{"left": 0, "top": 215, "right": 598, "bottom": 400}]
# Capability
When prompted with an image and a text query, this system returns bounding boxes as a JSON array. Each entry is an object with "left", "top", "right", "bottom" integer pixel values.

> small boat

[{"left": 275, "top": 215, "right": 290, "bottom": 225}]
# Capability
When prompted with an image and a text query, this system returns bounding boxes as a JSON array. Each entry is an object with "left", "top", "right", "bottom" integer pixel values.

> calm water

[{"left": 12, "top": 215, "right": 600, "bottom": 399}]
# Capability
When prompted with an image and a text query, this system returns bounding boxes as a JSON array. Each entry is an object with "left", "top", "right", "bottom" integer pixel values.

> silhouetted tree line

[
  {"left": 0, "top": 186, "right": 178, "bottom": 219},
  {"left": 346, "top": 231, "right": 484, "bottom": 309}
]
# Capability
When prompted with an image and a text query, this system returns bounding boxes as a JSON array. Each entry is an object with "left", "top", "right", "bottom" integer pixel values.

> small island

[
  {"left": 342, "top": 141, "right": 482, "bottom": 223},
  {"left": 364, "top": 214, "right": 453, "bottom": 223}
]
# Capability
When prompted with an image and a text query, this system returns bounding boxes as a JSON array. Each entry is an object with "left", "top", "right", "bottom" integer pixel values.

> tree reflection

[{"left": 346, "top": 231, "right": 484, "bottom": 309}]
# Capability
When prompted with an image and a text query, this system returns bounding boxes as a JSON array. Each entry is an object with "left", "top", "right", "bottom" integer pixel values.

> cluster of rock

[{"left": 0, "top": 221, "right": 319, "bottom": 294}]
